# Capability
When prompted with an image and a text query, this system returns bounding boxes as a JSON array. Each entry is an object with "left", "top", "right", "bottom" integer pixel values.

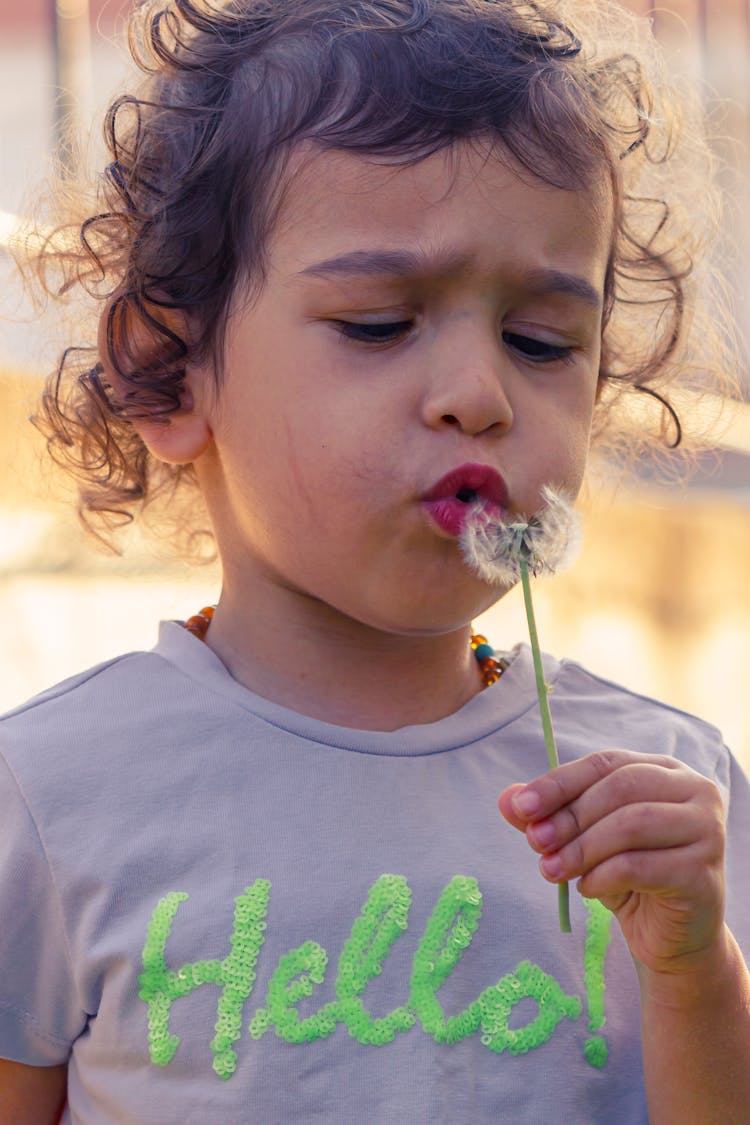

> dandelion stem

[{"left": 519, "top": 557, "right": 572, "bottom": 934}]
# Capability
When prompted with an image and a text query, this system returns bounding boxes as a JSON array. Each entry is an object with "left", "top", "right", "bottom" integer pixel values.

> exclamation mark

[{"left": 583, "top": 897, "right": 614, "bottom": 1068}]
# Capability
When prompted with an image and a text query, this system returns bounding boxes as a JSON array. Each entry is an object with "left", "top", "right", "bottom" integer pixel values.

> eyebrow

[{"left": 298, "top": 249, "right": 602, "bottom": 307}]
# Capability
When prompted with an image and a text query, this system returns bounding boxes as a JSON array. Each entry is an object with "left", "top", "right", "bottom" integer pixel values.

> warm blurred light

[
  {"left": 51, "top": 0, "right": 93, "bottom": 173},
  {"left": 713, "top": 397, "right": 750, "bottom": 456},
  {"left": 0, "top": 209, "right": 75, "bottom": 259},
  {"left": 0, "top": 210, "right": 17, "bottom": 252},
  {"left": 56, "top": 0, "right": 90, "bottom": 19},
  {"left": 619, "top": 390, "right": 750, "bottom": 457}
]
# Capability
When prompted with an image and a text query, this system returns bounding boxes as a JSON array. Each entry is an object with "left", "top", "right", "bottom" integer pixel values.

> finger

[
  {"left": 498, "top": 783, "right": 530, "bottom": 832},
  {"left": 572, "top": 842, "right": 725, "bottom": 910},
  {"left": 531, "top": 800, "right": 719, "bottom": 883},
  {"left": 524, "top": 763, "right": 718, "bottom": 854},
  {"left": 509, "top": 750, "right": 688, "bottom": 825}
]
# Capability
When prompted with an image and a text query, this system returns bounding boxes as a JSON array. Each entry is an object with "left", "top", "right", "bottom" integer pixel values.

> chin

[{"left": 358, "top": 584, "right": 511, "bottom": 639}]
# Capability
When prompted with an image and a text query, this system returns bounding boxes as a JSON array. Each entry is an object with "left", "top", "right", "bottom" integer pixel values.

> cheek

[
  {"left": 270, "top": 415, "right": 393, "bottom": 542},
  {"left": 290, "top": 389, "right": 394, "bottom": 477},
  {"left": 535, "top": 391, "right": 596, "bottom": 494},
  {"left": 564, "top": 410, "right": 597, "bottom": 491}
]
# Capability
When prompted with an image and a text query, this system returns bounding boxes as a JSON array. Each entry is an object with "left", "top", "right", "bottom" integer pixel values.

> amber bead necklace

[{"left": 184, "top": 606, "right": 507, "bottom": 689}]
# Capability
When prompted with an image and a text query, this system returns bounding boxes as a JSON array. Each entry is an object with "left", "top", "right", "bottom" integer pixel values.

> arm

[
  {"left": 638, "top": 926, "right": 750, "bottom": 1124},
  {"left": 0, "top": 1059, "right": 67, "bottom": 1125},
  {"left": 499, "top": 749, "right": 750, "bottom": 1124}
]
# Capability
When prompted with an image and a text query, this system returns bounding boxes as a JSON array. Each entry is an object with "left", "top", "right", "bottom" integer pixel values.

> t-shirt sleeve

[
  {"left": 723, "top": 749, "right": 750, "bottom": 958},
  {"left": 0, "top": 752, "right": 86, "bottom": 1064}
]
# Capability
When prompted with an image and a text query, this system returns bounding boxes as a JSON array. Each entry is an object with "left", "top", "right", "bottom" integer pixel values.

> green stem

[{"left": 520, "top": 557, "right": 572, "bottom": 935}]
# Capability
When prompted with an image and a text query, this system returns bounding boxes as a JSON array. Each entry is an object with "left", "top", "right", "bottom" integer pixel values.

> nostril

[{"left": 442, "top": 414, "right": 460, "bottom": 426}]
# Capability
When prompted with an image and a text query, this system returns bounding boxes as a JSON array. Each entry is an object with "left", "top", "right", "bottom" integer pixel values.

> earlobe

[
  {"left": 135, "top": 384, "right": 214, "bottom": 465},
  {"left": 96, "top": 294, "right": 214, "bottom": 465}
]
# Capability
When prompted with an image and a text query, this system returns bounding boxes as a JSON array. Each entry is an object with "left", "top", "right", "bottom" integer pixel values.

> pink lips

[{"left": 421, "top": 463, "right": 508, "bottom": 537}]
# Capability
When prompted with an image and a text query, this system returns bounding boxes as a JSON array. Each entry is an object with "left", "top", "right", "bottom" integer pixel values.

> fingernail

[
  {"left": 512, "top": 789, "right": 540, "bottom": 816},
  {"left": 528, "top": 819, "right": 556, "bottom": 848},
  {"left": 540, "top": 854, "right": 563, "bottom": 880}
]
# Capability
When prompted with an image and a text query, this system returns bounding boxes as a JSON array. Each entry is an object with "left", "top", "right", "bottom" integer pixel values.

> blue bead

[{"left": 474, "top": 643, "right": 495, "bottom": 661}]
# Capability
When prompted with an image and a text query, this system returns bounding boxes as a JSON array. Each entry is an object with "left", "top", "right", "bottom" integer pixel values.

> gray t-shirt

[{"left": 1, "top": 622, "right": 749, "bottom": 1123}]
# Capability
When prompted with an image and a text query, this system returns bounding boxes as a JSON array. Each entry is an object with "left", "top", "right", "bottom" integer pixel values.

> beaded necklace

[{"left": 184, "top": 605, "right": 507, "bottom": 689}]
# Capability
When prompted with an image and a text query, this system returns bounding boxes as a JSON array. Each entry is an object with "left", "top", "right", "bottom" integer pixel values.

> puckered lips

[{"left": 421, "top": 463, "right": 509, "bottom": 537}]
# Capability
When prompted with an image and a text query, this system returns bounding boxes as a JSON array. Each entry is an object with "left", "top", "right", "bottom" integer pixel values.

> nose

[{"left": 421, "top": 321, "right": 514, "bottom": 436}]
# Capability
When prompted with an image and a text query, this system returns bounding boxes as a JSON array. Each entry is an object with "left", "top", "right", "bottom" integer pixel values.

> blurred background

[{"left": 1, "top": 0, "right": 749, "bottom": 771}]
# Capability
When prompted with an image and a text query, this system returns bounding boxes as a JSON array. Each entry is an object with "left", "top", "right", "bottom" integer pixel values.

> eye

[
  {"left": 334, "top": 320, "right": 413, "bottom": 344},
  {"left": 503, "top": 331, "right": 575, "bottom": 364}
]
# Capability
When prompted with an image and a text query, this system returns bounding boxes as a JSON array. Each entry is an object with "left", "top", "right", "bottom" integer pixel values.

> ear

[
  {"left": 97, "top": 295, "right": 213, "bottom": 465},
  {"left": 134, "top": 382, "right": 213, "bottom": 466}
]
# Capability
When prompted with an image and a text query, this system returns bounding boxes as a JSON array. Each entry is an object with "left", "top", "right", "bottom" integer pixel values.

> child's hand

[{"left": 498, "top": 750, "right": 727, "bottom": 974}]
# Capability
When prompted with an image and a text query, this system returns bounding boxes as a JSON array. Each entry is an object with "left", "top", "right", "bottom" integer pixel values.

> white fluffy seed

[{"left": 460, "top": 485, "right": 582, "bottom": 587}]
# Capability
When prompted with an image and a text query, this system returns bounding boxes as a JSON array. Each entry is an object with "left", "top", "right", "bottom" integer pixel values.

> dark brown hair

[{"left": 31, "top": 0, "right": 736, "bottom": 547}]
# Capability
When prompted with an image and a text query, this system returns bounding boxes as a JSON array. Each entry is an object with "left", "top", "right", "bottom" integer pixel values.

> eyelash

[
  {"left": 335, "top": 320, "right": 413, "bottom": 343},
  {"left": 503, "top": 331, "right": 575, "bottom": 365},
  {"left": 333, "top": 321, "right": 575, "bottom": 363}
]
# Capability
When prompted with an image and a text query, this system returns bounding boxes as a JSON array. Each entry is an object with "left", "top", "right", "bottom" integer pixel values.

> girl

[{"left": 2, "top": 1, "right": 749, "bottom": 1121}]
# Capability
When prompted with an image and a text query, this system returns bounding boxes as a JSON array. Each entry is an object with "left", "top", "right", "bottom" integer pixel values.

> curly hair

[{"left": 29, "top": 0, "right": 737, "bottom": 549}]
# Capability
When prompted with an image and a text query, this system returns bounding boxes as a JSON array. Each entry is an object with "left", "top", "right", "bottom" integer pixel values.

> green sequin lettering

[
  {"left": 248, "top": 940, "right": 339, "bottom": 1043},
  {"left": 407, "top": 877, "right": 581, "bottom": 1053},
  {"left": 582, "top": 897, "right": 614, "bottom": 1068},
  {"left": 334, "top": 873, "right": 415, "bottom": 1044},
  {"left": 476, "top": 960, "right": 582, "bottom": 1054},
  {"left": 408, "top": 875, "right": 483, "bottom": 1043},
  {"left": 250, "top": 875, "right": 415, "bottom": 1046},
  {"left": 139, "top": 881, "right": 270, "bottom": 1078},
  {"left": 141, "top": 876, "right": 615, "bottom": 1073}
]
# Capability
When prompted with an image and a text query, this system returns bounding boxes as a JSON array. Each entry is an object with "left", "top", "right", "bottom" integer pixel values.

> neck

[{"left": 201, "top": 587, "right": 486, "bottom": 731}]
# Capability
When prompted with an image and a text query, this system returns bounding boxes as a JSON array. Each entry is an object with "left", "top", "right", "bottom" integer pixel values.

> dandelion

[
  {"left": 460, "top": 485, "right": 581, "bottom": 586},
  {"left": 461, "top": 486, "right": 581, "bottom": 934}
]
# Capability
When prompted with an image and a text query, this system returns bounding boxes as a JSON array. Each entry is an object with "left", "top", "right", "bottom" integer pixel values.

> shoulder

[
  {"left": 0, "top": 646, "right": 184, "bottom": 792},
  {"left": 0, "top": 619, "right": 216, "bottom": 738},
  {"left": 546, "top": 654, "right": 729, "bottom": 787},
  {"left": 552, "top": 655, "right": 724, "bottom": 735},
  {"left": 2, "top": 649, "right": 156, "bottom": 713},
  {"left": 1, "top": 647, "right": 171, "bottom": 730}
]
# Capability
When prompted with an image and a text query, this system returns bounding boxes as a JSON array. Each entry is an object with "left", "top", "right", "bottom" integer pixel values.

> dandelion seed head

[{"left": 460, "top": 485, "right": 581, "bottom": 587}]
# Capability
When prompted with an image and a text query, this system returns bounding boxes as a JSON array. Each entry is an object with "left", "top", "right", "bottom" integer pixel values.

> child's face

[{"left": 197, "top": 142, "right": 610, "bottom": 634}]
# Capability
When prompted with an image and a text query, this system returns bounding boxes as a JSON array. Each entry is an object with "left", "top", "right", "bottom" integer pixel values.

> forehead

[{"left": 268, "top": 142, "right": 613, "bottom": 290}]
